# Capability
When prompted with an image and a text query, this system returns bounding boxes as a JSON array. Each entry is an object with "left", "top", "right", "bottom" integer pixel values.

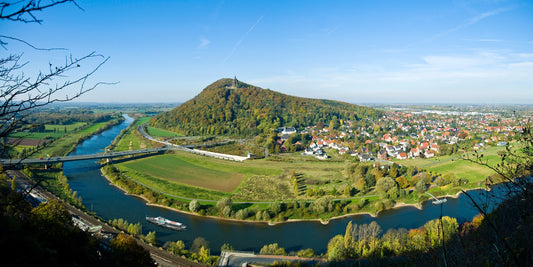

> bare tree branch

[
  {"left": 0, "top": 0, "right": 80, "bottom": 24},
  {"left": 0, "top": 35, "right": 67, "bottom": 51}
]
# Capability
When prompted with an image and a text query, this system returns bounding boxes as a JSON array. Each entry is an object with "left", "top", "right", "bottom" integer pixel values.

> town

[{"left": 274, "top": 105, "right": 529, "bottom": 161}]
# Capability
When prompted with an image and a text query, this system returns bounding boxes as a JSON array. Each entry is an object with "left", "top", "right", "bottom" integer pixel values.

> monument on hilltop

[{"left": 227, "top": 76, "right": 239, "bottom": 89}]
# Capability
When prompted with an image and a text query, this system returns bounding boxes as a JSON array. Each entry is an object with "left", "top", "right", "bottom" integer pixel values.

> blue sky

[{"left": 3, "top": 0, "right": 533, "bottom": 104}]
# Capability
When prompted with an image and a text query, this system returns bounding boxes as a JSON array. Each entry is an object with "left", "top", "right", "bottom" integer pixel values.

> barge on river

[{"left": 146, "top": 216, "right": 186, "bottom": 231}]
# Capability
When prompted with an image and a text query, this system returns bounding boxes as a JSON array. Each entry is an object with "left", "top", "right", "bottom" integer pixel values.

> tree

[
  {"left": 376, "top": 176, "right": 397, "bottom": 195},
  {"left": 260, "top": 243, "right": 286, "bottom": 255},
  {"left": 327, "top": 235, "right": 346, "bottom": 261},
  {"left": 189, "top": 199, "right": 200, "bottom": 213},
  {"left": 460, "top": 123, "right": 533, "bottom": 266},
  {"left": 364, "top": 172, "right": 376, "bottom": 187},
  {"left": 197, "top": 246, "right": 210, "bottom": 264},
  {"left": 269, "top": 202, "right": 282, "bottom": 215},
  {"left": 222, "top": 205, "right": 232, "bottom": 217},
  {"left": 344, "top": 221, "right": 353, "bottom": 250},
  {"left": 167, "top": 240, "right": 185, "bottom": 255},
  {"left": 389, "top": 163, "right": 399, "bottom": 178},
  {"left": 191, "top": 237, "right": 209, "bottom": 253},
  {"left": 415, "top": 179, "right": 426, "bottom": 193},
  {"left": 10, "top": 176, "right": 16, "bottom": 191},
  {"left": 145, "top": 231, "right": 157, "bottom": 245},
  {"left": 1, "top": 0, "right": 110, "bottom": 209},
  {"left": 396, "top": 176, "right": 409, "bottom": 189},
  {"left": 216, "top": 197, "right": 232, "bottom": 211},
  {"left": 329, "top": 116, "right": 340, "bottom": 130},
  {"left": 110, "top": 233, "right": 155, "bottom": 266},
  {"left": 235, "top": 208, "right": 248, "bottom": 220},
  {"left": 220, "top": 243, "right": 234, "bottom": 252}
]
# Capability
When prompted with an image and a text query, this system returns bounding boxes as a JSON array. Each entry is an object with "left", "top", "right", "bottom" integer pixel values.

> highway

[
  {"left": 6, "top": 170, "right": 204, "bottom": 267},
  {"left": 0, "top": 147, "right": 174, "bottom": 166}
]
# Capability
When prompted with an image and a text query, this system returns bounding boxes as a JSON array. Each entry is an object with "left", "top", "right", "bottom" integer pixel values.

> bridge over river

[{"left": 0, "top": 147, "right": 175, "bottom": 167}]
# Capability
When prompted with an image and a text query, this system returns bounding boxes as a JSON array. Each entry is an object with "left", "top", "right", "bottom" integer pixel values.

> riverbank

[{"left": 99, "top": 164, "right": 491, "bottom": 226}]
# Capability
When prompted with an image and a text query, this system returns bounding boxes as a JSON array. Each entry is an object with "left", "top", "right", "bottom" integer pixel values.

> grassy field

[
  {"left": 9, "top": 122, "right": 88, "bottom": 140},
  {"left": 394, "top": 146, "right": 504, "bottom": 183},
  {"left": 146, "top": 126, "right": 182, "bottom": 138},
  {"left": 115, "top": 149, "right": 352, "bottom": 201},
  {"left": 114, "top": 117, "right": 152, "bottom": 151},
  {"left": 36, "top": 121, "right": 113, "bottom": 157},
  {"left": 119, "top": 154, "right": 245, "bottom": 192}
]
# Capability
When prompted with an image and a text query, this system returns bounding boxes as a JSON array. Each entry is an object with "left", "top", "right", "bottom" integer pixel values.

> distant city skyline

[{"left": 3, "top": 0, "right": 533, "bottom": 104}]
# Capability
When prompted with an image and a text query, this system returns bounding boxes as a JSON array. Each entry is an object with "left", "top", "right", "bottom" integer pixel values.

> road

[
  {"left": 218, "top": 251, "right": 323, "bottom": 267},
  {"left": 0, "top": 147, "right": 173, "bottom": 166},
  {"left": 138, "top": 124, "right": 249, "bottom": 162},
  {"left": 6, "top": 170, "right": 204, "bottom": 267}
]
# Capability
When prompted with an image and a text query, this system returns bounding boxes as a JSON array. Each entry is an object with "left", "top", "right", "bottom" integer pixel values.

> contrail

[{"left": 224, "top": 15, "right": 264, "bottom": 63}]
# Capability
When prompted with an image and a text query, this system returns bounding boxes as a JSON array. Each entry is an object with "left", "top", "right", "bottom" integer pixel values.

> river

[{"left": 64, "top": 115, "right": 502, "bottom": 254}]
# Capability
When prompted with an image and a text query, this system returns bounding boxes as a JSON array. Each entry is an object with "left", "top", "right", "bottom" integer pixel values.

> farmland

[
  {"left": 8, "top": 122, "right": 88, "bottom": 140},
  {"left": 115, "top": 149, "right": 355, "bottom": 202},
  {"left": 119, "top": 154, "right": 245, "bottom": 192},
  {"left": 114, "top": 117, "right": 152, "bottom": 151}
]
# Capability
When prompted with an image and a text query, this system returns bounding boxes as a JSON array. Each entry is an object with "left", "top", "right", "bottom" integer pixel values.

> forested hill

[{"left": 150, "top": 78, "right": 382, "bottom": 137}]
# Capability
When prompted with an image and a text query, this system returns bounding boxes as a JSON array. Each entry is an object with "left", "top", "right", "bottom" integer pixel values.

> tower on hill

[{"left": 227, "top": 76, "right": 239, "bottom": 89}]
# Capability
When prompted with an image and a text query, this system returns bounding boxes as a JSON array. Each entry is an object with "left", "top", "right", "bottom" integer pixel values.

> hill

[{"left": 150, "top": 78, "right": 382, "bottom": 137}]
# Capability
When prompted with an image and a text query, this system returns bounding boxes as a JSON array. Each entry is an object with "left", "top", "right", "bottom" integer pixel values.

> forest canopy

[{"left": 150, "top": 78, "right": 383, "bottom": 137}]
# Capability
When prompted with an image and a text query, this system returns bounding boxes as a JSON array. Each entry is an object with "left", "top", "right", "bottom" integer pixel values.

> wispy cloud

[
  {"left": 224, "top": 15, "right": 264, "bottom": 63},
  {"left": 250, "top": 49, "right": 533, "bottom": 103},
  {"left": 429, "top": 7, "right": 514, "bottom": 41},
  {"left": 464, "top": 38, "right": 503, "bottom": 42},
  {"left": 198, "top": 37, "right": 211, "bottom": 49}
]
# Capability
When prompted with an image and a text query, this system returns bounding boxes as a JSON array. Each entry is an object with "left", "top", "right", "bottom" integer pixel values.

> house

[
  {"left": 316, "top": 154, "right": 329, "bottom": 160},
  {"left": 281, "top": 127, "right": 297, "bottom": 135},
  {"left": 309, "top": 142, "right": 318, "bottom": 150},
  {"left": 410, "top": 148, "right": 420, "bottom": 158},
  {"left": 420, "top": 142, "right": 429, "bottom": 150},
  {"left": 397, "top": 152, "right": 408, "bottom": 160},
  {"left": 497, "top": 141, "right": 508, "bottom": 146},
  {"left": 358, "top": 153, "right": 372, "bottom": 162},
  {"left": 430, "top": 144, "right": 439, "bottom": 153},
  {"left": 424, "top": 150, "right": 435, "bottom": 158},
  {"left": 302, "top": 149, "right": 314, "bottom": 156},
  {"left": 315, "top": 149, "right": 328, "bottom": 160},
  {"left": 377, "top": 150, "right": 387, "bottom": 160}
]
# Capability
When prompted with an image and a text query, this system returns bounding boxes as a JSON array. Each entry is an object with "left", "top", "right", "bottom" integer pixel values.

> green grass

[
  {"left": 397, "top": 146, "right": 505, "bottom": 183},
  {"left": 146, "top": 126, "right": 182, "bottom": 138},
  {"left": 115, "top": 150, "right": 351, "bottom": 201},
  {"left": 35, "top": 121, "right": 113, "bottom": 157},
  {"left": 114, "top": 117, "right": 152, "bottom": 151},
  {"left": 137, "top": 117, "right": 151, "bottom": 124},
  {"left": 12, "top": 145, "right": 33, "bottom": 153},
  {"left": 9, "top": 123, "right": 88, "bottom": 140},
  {"left": 119, "top": 154, "right": 245, "bottom": 192},
  {"left": 45, "top": 122, "right": 87, "bottom": 133},
  {"left": 9, "top": 132, "right": 64, "bottom": 139}
]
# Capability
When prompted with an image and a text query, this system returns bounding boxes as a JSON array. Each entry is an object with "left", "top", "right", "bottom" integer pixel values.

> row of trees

[{"left": 327, "top": 218, "right": 460, "bottom": 261}]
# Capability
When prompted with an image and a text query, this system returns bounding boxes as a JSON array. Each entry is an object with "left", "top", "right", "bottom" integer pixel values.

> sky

[{"left": 2, "top": 0, "right": 533, "bottom": 104}]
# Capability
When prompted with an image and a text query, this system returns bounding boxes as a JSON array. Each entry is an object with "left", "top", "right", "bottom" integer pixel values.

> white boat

[{"left": 146, "top": 216, "right": 186, "bottom": 231}]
